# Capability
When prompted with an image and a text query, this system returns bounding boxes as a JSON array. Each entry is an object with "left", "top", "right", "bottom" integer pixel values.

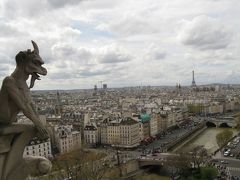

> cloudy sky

[{"left": 0, "top": 0, "right": 240, "bottom": 90}]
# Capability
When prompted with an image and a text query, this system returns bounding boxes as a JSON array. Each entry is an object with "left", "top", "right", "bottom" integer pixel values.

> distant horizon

[{"left": 32, "top": 82, "right": 240, "bottom": 91}]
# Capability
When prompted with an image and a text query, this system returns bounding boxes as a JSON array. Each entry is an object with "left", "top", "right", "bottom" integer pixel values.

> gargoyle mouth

[
  {"left": 29, "top": 72, "right": 42, "bottom": 89},
  {"left": 34, "top": 72, "right": 41, "bottom": 80}
]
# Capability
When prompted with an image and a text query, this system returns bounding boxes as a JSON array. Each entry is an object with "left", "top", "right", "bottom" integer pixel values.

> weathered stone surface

[{"left": 0, "top": 41, "right": 52, "bottom": 180}]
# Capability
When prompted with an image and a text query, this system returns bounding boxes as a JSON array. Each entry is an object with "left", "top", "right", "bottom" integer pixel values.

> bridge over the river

[
  {"left": 206, "top": 117, "right": 237, "bottom": 127},
  {"left": 137, "top": 153, "right": 178, "bottom": 167}
]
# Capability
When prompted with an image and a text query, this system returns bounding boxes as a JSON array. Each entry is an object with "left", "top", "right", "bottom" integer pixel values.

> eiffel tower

[{"left": 192, "top": 70, "right": 196, "bottom": 87}]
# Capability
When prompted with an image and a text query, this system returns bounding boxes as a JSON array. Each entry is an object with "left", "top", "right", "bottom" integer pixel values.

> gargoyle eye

[{"left": 33, "top": 60, "right": 41, "bottom": 66}]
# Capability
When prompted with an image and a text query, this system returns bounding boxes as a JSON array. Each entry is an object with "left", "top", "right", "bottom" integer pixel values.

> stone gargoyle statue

[{"left": 0, "top": 41, "right": 52, "bottom": 180}]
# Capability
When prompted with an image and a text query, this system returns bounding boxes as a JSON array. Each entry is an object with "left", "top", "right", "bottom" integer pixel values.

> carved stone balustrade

[{"left": 0, "top": 124, "right": 52, "bottom": 180}]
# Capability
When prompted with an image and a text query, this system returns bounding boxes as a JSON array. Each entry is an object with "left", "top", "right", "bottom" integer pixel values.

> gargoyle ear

[
  {"left": 15, "top": 51, "right": 27, "bottom": 65},
  {"left": 31, "top": 40, "right": 39, "bottom": 54}
]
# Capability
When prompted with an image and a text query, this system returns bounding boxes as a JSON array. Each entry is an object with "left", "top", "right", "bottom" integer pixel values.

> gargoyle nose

[{"left": 42, "top": 67, "right": 47, "bottom": 76}]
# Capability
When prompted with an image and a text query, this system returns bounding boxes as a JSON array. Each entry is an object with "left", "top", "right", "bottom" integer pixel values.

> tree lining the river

[{"left": 216, "top": 129, "right": 233, "bottom": 149}]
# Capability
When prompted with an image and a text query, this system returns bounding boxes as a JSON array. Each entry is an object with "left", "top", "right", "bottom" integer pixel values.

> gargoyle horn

[{"left": 31, "top": 40, "right": 39, "bottom": 54}]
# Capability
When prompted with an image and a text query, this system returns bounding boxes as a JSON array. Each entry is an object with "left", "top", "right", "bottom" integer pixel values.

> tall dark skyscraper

[
  {"left": 192, "top": 70, "right": 196, "bottom": 87},
  {"left": 103, "top": 84, "right": 107, "bottom": 89}
]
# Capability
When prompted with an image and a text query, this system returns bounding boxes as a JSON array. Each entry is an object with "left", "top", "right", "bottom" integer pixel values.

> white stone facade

[
  {"left": 150, "top": 116, "right": 158, "bottom": 136},
  {"left": 23, "top": 138, "right": 52, "bottom": 158},
  {"left": 100, "top": 117, "right": 140, "bottom": 148},
  {"left": 84, "top": 123, "right": 99, "bottom": 144},
  {"left": 54, "top": 125, "right": 81, "bottom": 154}
]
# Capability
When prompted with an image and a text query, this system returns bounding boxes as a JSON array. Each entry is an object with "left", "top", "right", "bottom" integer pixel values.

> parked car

[
  {"left": 221, "top": 160, "right": 228, "bottom": 164},
  {"left": 232, "top": 176, "right": 239, "bottom": 180},
  {"left": 224, "top": 152, "right": 229, "bottom": 156},
  {"left": 210, "top": 159, "right": 218, "bottom": 162}
]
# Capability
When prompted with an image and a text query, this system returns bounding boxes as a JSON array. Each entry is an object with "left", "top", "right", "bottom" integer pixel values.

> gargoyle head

[{"left": 15, "top": 40, "right": 47, "bottom": 88}]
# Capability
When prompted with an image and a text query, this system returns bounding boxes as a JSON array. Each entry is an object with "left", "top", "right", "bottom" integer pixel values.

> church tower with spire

[{"left": 55, "top": 91, "right": 63, "bottom": 116}]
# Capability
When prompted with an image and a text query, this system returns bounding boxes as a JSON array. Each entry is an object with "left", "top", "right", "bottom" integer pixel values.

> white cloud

[
  {"left": 2, "top": 0, "right": 49, "bottom": 18},
  {"left": 178, "top": 15, "right": 232, "bottom": 50},
  {"left": 144, "top": 44, "right": 167, "bottom": 61},
  {"left": 61, "top": 28, "right": 82, "bottom": 39},
  {"left": 98, "top": 44, "right": 131, "bottom": 64},
  {"left": 47, "top": 0, "right": 84, "bottom": 8},
  {"left": 0, "top": 0, "right": 240, "bottom": 89},
  {"left": 0, "top": 21, "right": 26, "bottom": 37}
]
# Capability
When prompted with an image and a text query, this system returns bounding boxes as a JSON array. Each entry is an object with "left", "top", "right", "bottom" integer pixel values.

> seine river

[
  {"left": 174, "top": 128, "right": 238, "bottom": 154},
  {"left": 137, "top": 128, "right": 238, "bottom": 179}
]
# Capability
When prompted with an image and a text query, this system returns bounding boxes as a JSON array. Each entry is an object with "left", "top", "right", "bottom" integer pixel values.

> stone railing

[{"left": 0, "top": 124, "right": 52, "bottom": 180}]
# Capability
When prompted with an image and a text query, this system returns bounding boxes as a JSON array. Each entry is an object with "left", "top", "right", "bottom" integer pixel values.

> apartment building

[
  {"left": 23, "top": 137, "right": 52, "bottom": 158},
  {"left": 119, "top": 117, "right": 140, "bottom": 148},
  {"left": 54, "top": 125, "right": 81, "bottom": 154},
  {"left": 100, "top": 117, "right": 140, "bottom": 148},
  {"left": 84, "top": 122, "right": 99, "bottom": 145}
]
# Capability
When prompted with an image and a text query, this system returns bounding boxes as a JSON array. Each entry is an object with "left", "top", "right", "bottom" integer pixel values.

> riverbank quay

[
  {"left": 213, "top": 133, "right": 240, "bottom": 157},
  {"left": 167, "top": 123, "right": 206, "bottom": 152},
  {"left": 212, "top": 133, "right": 240, "bottom": 178},
  {"left": 139, "top": 120, "right": 203, "bottom": 152},
  {"left": 170, "top": 126, "right": 207, "bottom": 153}
]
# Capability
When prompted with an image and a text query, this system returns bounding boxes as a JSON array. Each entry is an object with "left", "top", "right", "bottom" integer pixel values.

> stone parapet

[{"left": 0, "top": 124, "right": 51, "bottom": 180}]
